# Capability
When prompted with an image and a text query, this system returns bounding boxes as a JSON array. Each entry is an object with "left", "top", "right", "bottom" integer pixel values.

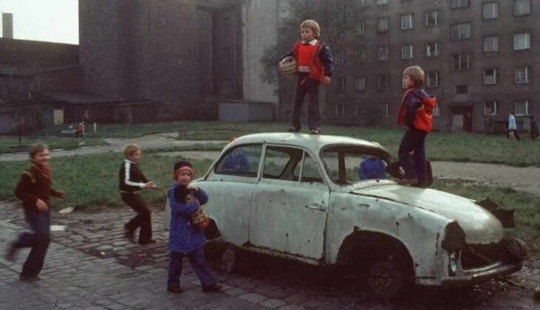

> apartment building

[{"left": 327, "top": 0, "right": 539, "bottom": 133}]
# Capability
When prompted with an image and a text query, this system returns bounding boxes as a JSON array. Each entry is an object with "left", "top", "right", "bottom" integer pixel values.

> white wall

[{"left": 241, "top": 0, "right": 282, "bottom": 104}]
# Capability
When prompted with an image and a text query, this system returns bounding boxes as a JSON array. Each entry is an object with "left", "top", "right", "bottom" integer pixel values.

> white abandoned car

[{"left": 171, "top": 133, "right": 524, "bottom": 299}]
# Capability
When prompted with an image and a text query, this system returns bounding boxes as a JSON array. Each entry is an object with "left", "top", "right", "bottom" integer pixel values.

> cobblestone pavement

[{"left": 1, "top": 201, "right": 539, "bottom": 310}]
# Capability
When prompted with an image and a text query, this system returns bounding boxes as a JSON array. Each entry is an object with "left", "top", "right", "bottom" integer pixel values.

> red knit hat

[{"left": 173, "top": 161, "right": 194, "bottom": 180}]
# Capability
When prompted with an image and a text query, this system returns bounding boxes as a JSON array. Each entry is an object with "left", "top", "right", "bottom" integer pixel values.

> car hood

[{"left": 351, "top": 183, "right": 504, "bottom": 244}]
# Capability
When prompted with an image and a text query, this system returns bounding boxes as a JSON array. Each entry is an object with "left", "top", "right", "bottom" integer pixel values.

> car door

[
  {"left": 201, "top": 144, "right": 262, "bottom": 246},
  {"left": 249, "top": 145, "right": 330, "bottom": 262}
]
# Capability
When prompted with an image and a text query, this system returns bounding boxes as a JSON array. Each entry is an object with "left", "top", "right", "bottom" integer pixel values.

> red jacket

[
  {"left": 397, "top": 88, "right": 437, "bottom": 132},
  {"left": 293, "top": 41, "right": 325, "bottom": 82}
]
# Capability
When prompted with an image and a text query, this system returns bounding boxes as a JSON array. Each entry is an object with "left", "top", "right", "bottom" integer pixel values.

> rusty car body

[{"left": 188, "top": 133, "right": 523, "bottom": 298}]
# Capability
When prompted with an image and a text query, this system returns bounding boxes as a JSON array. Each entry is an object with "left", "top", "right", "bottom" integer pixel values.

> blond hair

[
  {"left": 403, "top": 66, "right": 425, "bottom": 88},
  {"left": 29, "top": 143, "right": 48, "bottom": 159},
  {"left": 123, "top": 144, "right": 141, "bottom": 158},
  {"left": 300, "top": 19, "right": 321, "bottom": 39}
]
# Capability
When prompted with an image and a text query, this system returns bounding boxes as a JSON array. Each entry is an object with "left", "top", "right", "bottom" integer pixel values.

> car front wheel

[{"left": 367, "top": 259, "right": 410, "bottom": 299}]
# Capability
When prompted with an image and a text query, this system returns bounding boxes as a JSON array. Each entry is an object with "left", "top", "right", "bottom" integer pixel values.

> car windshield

[{"left": 321, "top": 145, "right": 390, "bottom": 185}]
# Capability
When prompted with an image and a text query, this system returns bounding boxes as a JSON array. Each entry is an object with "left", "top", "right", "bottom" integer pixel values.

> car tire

[
  {"left": 367, "top": 259, "right": 410, "bottom": 299},
  {"left": 220, "top": 245, "right": 237, "bottom": 274}
]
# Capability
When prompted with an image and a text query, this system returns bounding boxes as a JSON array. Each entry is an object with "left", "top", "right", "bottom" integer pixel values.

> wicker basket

[{"left": 279, "top": 56, "right": 298, "bottom": 77}]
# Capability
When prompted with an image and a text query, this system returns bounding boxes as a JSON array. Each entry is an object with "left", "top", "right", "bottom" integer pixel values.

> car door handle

[{"left": 308, "top": 204, "right": 326, "bottom": 211}]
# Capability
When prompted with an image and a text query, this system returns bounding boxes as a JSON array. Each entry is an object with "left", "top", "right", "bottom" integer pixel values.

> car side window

[
  {"left": 215, "top": 145, "right": 261, "bottom": 177},
  {"left": 262, "top": 148, "right": 291, "bottom": 179},
  {"left": 293, "top": 153, "right": 324, "bottom": 184}
]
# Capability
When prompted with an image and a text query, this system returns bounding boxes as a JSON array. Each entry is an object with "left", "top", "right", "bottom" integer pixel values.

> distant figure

[
  {"left": 74, "top": 122, "right": 84, "bottom": 138},
  {"left": 359, "top": 156, "right": 386, "bottom": 180},
  {"left": 507, "top": 113, "right": 520, "bottom": 140},
  {"left": 530, "top": 115, "right": 538, "bottom": 141}
]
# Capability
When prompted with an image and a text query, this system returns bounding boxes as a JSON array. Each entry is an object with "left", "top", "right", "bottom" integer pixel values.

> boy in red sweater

[
  {"left": 280, "top": 19, "right": 334, "bottom": 135},
  {"left": 397, "top": 66, "right": 437, "bottom": 187},
  {"left": 5, "top": 143, "right": 65, "bottom": 281}
]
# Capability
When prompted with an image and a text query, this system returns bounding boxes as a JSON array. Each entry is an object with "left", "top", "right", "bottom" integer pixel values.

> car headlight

[{"left": 448, "top": 253, "right": 458, "bottom": 276}]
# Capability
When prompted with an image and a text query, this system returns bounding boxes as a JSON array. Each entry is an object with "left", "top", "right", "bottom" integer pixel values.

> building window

[
  {"left": 376, "top": 0, "right": 388, "bottom": 5},
  {"left": 484, "top": 68, "right": 498, "bottom": 85},
  {"left": 450, "top": 0, "right": 469, "bottom": 9},
  {"left": 514, "top": 33, "right": 530, "bottom": 50},
  {"left": 451, "top": 23, "right": 471, "bottom": 40},
  {"left": 515, "top": 100, "right": 529, "bottom": 116},
  {"left": 377, "top": 18, "right": 389, "bottom": 33},
  {"left": 355, "top": 49, "right": 366, "bottom": 63},
  {"left": 358, "top": 21, "right": 366, "bottom": 35},
  {"left": 432, "top": 105, "right": 440, "bottom": 117},
  {"left": 380, "top": 104, "right": 389, "bottom": 118},
  {"left": 483, "top": 36, "right": 499, "bottom": 53},
  {"left": 514, "top": 0, "right": 530, "bottom": 16},
  {"left": 426, "top": 71, "right": 439, "bottom": 88},
  {"left": 402, "top": 44, "right": 413, "bottom": 59},
  {"left": 425, "top": 10, "right": 438, "bottom": 27},
  {"left": 354, "top": 76, "right": 366, "bottom": 91},
  {"left": 402, "top": 14, "right": 413, "bottom": 30},
  {"left": 334, "top": 49, "right": 345, "bottom": 65},
  {"left": 336, "top": 104, "right": 345, "bottom": 117},
  {"left": 377, "top": 46, "right": 388, "bottom": 61},
  {"left": 456, "top": 85, "right": 468, "bottom": 94},
  {"left": 484, "top": 101, "right": 498, "bottom": 116},
  {"left": 483, "top": 2, "right": 498, "bottom": 19},
  {"left": 337, "top": 77, "right": 347, "bottom": 92},
  {"left": 515, "top": 66, "right": 530, "bottom": 84},
  {"left": 452, "top": 53, "right": 470, "bottom": 70},
  {"left": 426, "top": 42, "right": 439, "bottom": 57},
  {"left": 377, "top": 74, "right": 389, "bottom": 89}
]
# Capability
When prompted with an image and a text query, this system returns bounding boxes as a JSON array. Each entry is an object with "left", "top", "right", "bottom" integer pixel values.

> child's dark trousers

[
  {"left": 398, "top": 128, "right": 428, "bottom": 186},
  {"left": 167, "top": 248, "right": 216, "bottom": 290},
  {"left": 13, "top": 209, "right": 51, "bottom": 277},
  {"left": 291, "top": 75, "right": 321, "bottom": 131},
  {"left": 122, "top": 192, "right": 153, "bottom": 243}
]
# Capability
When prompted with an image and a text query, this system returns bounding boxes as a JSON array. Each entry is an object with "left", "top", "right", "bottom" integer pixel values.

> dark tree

[{"left": 260, "top": 0, "right": 368, "bottom": 85}]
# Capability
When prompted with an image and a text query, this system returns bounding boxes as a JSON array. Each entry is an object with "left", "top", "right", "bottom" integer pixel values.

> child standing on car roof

[
  {"left": 396, "top": 66, "right": 437, "bottom": 187},
  {"left": 280, "top": 19, "right": 334, "bottom": 135},
  {"left": 5, "top": 143, "right": 66, "bottom": 281},
  {"left": 167, "top": 160, "right": 222, "bottom": 294}
]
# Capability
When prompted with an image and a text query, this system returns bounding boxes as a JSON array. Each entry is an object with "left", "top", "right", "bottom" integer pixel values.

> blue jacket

[
  {"left": 359, "top": 158, "right": 386, "bottom": 180},
  {"left": 168, "top": 182, "right": 209, "bottom": 253}
]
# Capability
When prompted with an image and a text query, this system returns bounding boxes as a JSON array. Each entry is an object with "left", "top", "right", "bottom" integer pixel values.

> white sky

[{"left": 0, "top": 0, "right": 78, "bottom": 44}]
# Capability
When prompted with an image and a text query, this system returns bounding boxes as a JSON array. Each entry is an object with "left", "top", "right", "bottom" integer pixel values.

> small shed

[{"left": 219, "top": 99, "right": 273, "bottom": 122}]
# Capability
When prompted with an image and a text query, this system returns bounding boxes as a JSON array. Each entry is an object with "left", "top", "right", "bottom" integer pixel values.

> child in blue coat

[{"left": 167, "top": 161, "right": 222, "bottom": 294}]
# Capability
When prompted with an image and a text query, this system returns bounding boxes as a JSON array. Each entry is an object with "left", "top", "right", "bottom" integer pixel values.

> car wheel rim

[{"left": 368, "top": 261, "right": 404, "bottom": 299}]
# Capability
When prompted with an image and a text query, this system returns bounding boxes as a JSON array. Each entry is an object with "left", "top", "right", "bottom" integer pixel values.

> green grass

[
  {"left": 0, "top": 135, "right": 106, "bottom": 154},
  {"left": 2, "top": 121, "right": 539, "bottom": 166},
  {"left": 431, "top": 180, "right": 540, "bottom": 251}
]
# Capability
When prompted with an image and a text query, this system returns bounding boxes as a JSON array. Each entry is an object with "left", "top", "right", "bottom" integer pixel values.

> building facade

[{"left": 326, "top": 0, "right": 539, "bottom": 133}]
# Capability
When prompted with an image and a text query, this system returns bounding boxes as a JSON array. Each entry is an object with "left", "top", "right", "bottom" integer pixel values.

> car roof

[{"left": 228, "top": 132, "right": 389, "bottom": 153}]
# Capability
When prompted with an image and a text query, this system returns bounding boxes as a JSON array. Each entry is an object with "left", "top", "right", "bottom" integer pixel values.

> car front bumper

[{"left": 440, "top": 261, "right": 523, "bottom": 287}]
